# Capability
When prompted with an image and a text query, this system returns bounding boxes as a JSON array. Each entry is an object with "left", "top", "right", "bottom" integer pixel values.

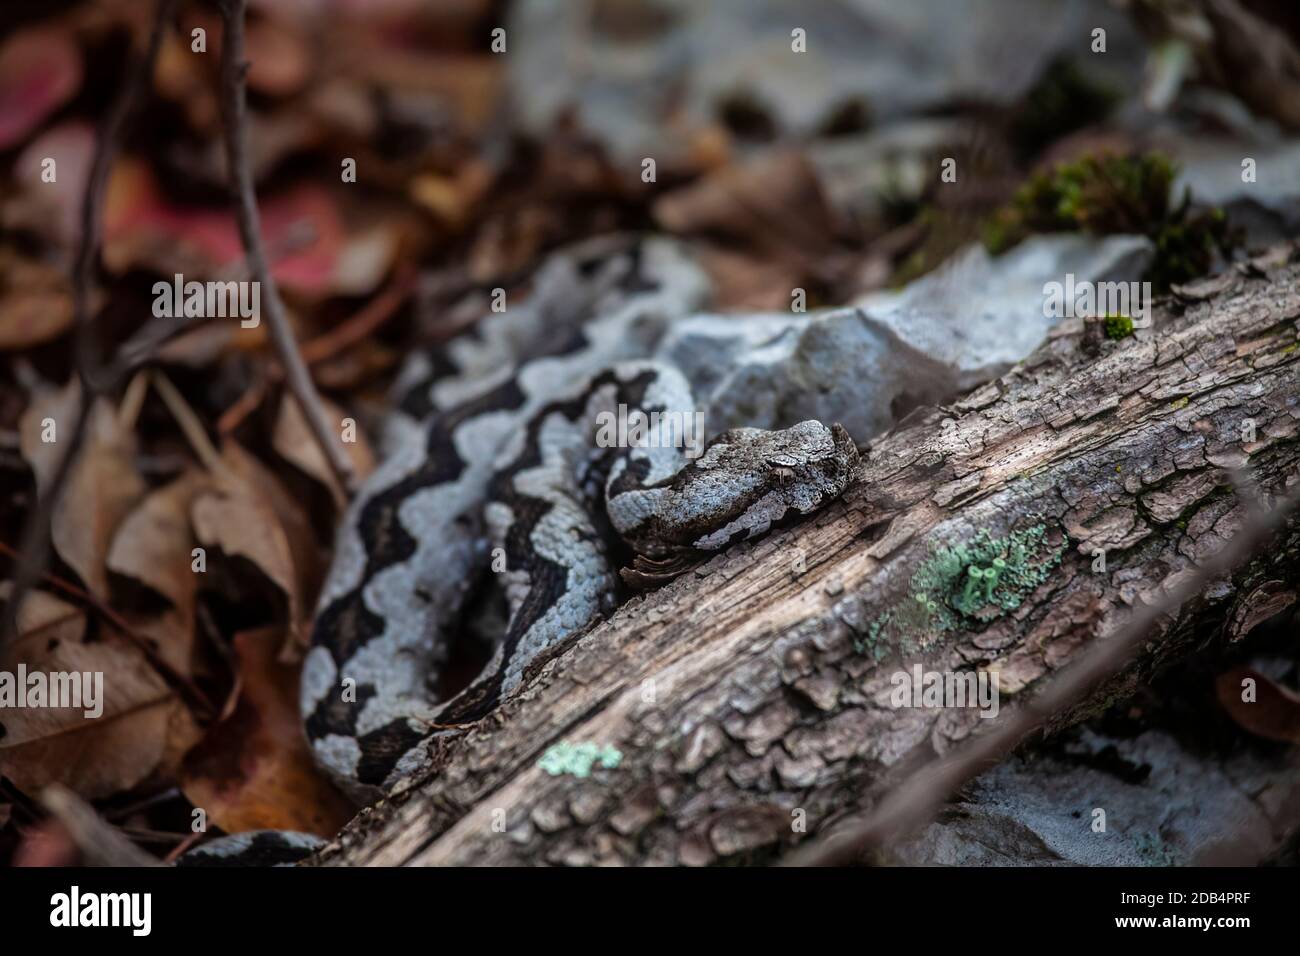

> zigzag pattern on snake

[{"left": 298, "top": 237, "right": 861, "bottom": 798}]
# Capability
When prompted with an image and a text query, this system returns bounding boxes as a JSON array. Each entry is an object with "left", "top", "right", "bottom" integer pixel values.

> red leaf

[{"left": 0, "top": 26, "right": 83, "bottom": 150}]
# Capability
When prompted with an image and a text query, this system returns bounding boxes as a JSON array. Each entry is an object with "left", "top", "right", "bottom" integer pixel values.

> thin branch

[
  {"left": 162, "top": 831, "right": 203, "bottom": 863},
  {"left": 1, "top": 0, "right": 177, "bottom": 647},
  {"left": 782, "top": 477, "right": 1300, "bottom": 866},
  {"left": 215, "top": 0, "right": 357, "bottom": 495},
  {"left": 216, "top": 266, "right": 415, "bottom": 436},
  {"left": 103, "top": 222, "right": 321, "bottom": 382},
  {"left": 149, "top": 370, "right": 225, "bottom": 474},
  {"left": 299, "top": 263, "right": 416, "bottom": 364},
  {"left": 215, "top": 368, "right": 267, "bottom": 436}
]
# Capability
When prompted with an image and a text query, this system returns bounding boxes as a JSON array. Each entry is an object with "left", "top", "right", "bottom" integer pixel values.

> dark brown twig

[
  {"left": 299, "top": 263, "right": 416, "bottom": 364},
  {"left": 1, "top": 0, "right": 177, "bottom": 648},
  {"left": 104, "top": 217, "right": 321, "bottom": 381},
  {"left": 215, "top": 0, "right": 357, "bottom": 495},
  {"left": 217, "top": 265, "right": 416, "bottom": 436},
  {"left": 782, "top": 477, "right": 1300, "bottom": 866},
  {"left": 162, "top": 831, "right": 203, "bottom": 863}
]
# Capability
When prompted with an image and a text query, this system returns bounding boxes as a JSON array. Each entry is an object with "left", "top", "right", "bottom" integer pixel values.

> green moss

[
  {"left": 1104, "top": 314, "right": 1134, "bottom": 340},
  {"left": 537, "top": 741, "right": 623, "bottom": 778},
  {"left": 1148, "top": 205, "right": 1234, "bottom": 290},
  {"left": 984, "top": 152, "right": 1240, "bottom": 291},
  {"left": 1168, "top": 396, "right": 1190, "bottom": 410},
  {"left": 859, "top": 522, "right": 1065, "bottom": 654},
  {"left": 986, "top": 153, "right": 1175, "bottom": 247}
]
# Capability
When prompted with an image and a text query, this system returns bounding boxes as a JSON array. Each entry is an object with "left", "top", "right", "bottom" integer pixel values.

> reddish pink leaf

[{"left": 0, "top": 27, "right": 83, "bottom": 150}]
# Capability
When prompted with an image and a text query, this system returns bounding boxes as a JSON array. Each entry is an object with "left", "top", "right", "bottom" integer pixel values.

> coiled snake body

[{"left": 298, "top": 238, "right": 860, "bottom": 798}]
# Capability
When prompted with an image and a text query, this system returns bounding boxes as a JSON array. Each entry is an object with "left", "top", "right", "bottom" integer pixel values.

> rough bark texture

[{"left": 318, "top": 245, "right": 1300, "bottom": 866}]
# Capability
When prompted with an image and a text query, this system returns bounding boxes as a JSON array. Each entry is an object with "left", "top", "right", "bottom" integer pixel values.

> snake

[{"left": 296, "top": 237, "right": 861, "bottom": 798}]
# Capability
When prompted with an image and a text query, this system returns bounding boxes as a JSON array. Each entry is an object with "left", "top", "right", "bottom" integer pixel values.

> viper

[
  {"left": 301, "top": 235, "right": 862, "bottom": 795},
  {"left": 184, "top": 237, "right": 859, "bottom": 862}
]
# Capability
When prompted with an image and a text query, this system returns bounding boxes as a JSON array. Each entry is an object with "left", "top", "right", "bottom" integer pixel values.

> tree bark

[{"left": 318, "top": 244, "right": 1300, "bottom": 866}]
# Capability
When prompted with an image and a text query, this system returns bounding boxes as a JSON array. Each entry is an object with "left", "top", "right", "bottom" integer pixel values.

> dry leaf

[
  {"left": 408, "top": 160, "right": 494, "bottom": 230},
  {"left": 10, "top": 121, "right": 95, "bottom": 245},
  {"left": 243, "top": 14, "right": 312, "bottom": 97},
  {"left": 0, "top": 250, "right": 74, "bottom": 350},
  {"left": 0, "top": 588, "right": 199, "bottom": 800},
  {"left": 107, "top": 470, "right": 212, "bottom": 618},
  {"left": 696, "top": 246, "right": 804, "bottom": 312},
  {"left": 226, "top": 444, "right": 323, "bottom": 636},
  {"left": 181, "top": 627, "right": 353, "bottom": 836},
  {"left": 272, "top": 392, "right": 374, "bottom": 509},
  {"left": 191, "top": 443, "right": 321, "bottom": 647},
  {"left": 1215, "top": 667, "right": 1300, "bottom": 744},
  {"left": 653, "top": 150, "right": 839, "bottom": 254},
  {"left": 19, "top": 381, "right": 146, "bottom": 599},
  {"left": 106, "top": 471, "right": 214, "bottom": 677}
]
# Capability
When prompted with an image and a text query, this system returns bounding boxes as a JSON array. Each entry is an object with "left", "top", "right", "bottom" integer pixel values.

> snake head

[
  {"left": 611, "top": 419, "right": 859, "bottom": 561},
  {"left": 754, "top": 421, "right": 858, "bottom": 502}
]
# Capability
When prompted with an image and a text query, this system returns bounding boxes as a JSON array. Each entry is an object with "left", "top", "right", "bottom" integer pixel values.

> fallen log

[{"left": 319, "top": 243, "right": 1300, "bottom": 866}]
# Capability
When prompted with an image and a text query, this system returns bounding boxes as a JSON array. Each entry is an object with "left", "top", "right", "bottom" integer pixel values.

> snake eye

[{"left": 771, "top": 465, "right": 796, "bottom": 485}]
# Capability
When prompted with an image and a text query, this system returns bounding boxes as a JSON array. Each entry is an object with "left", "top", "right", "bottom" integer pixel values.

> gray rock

[
  {"left": 506, "top": 0, "right": 1142, "bottom": 168},
  {"left": 1131, "top": 92, "right": 1300, "bottom": 242},
  {"left": 658, "top": 234, "right": 1154, "bottom": 444},
  {"left": 1167, "top": 134, "right": 1300, "bottom": 240},
  {"left": 857, "top": 234, "right": 1155, "bottom": 387},
  {"left": 893, "top": 726, "right": 1288, "bottom": 866}
]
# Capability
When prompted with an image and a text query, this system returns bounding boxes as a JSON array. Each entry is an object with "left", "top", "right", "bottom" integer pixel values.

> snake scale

[{"left": 296, "top": 237, "right": 860, "bottom": 800}]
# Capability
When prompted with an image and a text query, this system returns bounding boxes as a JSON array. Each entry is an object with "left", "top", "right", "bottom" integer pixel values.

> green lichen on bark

[
  {"left": 859, "top": 522, "right": 1065, "bottom": 657},
  {"left": 537, "top": 741, "right": 623, "bottom": 778}
]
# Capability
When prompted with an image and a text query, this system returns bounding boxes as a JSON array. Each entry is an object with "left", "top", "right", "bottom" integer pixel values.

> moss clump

[
  {"left": 1104, "top": 314, "right": 1134, "bottom": 340},
  {"left": 859, "top": 522, "right": 1064, "bottom": 656},
  {"left": 1147, "top": 205, "right": 1233, "bottom": 291},
  {"left": 984, "top": 152, "right": 1239, "bottom": 291},
  {"left": 537, "top": 741, "right": 622, "bottom": 778}
]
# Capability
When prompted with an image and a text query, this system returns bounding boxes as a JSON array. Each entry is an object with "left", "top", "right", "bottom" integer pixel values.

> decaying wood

[{"left": 318, "top": 244, "right": 1300, "bottom": 866}]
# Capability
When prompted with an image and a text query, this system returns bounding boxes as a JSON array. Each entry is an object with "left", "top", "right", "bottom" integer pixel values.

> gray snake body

[{"left": 298, "top": 238, "right": 860, "bottom": 798}]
